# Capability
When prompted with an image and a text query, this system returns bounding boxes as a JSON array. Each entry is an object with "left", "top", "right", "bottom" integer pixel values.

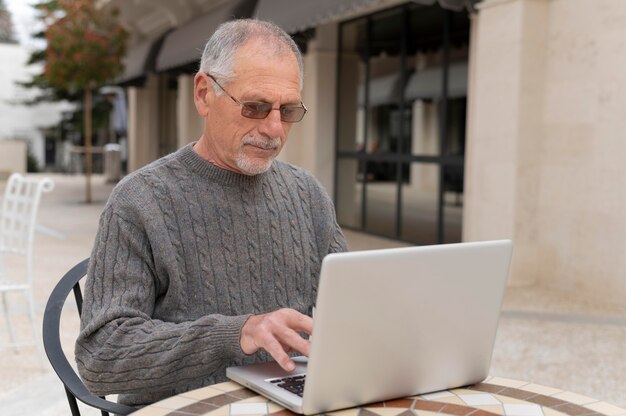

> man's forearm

[{"left": 76, "top": 311, "right": 250, "bottom": 396}]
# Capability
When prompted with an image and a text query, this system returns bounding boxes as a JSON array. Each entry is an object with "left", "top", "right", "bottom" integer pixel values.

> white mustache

[{"left": 242, "top": 136, "right": 281, "bottom": 150}]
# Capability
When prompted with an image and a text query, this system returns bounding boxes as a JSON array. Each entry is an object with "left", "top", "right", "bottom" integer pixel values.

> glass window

[
  {"left": 335, "top": 3, "right": 470, "bottom": 245},
  {"left": 401, "top": 163, "right": 439, "bottom": 244},
  {"left": 408, "top": 99, "right": 440, "bottom": 157},
  {"left": 366, "top": 9, "right": 404, "bottom": 156},
  {"left": 337, "top": 19, "right": 366, "bottom": 153},
  {"left": 443, "top": 164, "right": 463, "bottom": 243},
  {"left": 444, "top": 98, "right": 467, "bottom": 157},
  {"left": 336, "top": 158, "right": 362, "bottom": 228},
  {"left": 365, "top": 161, "right": 398, "bottom": 238}
]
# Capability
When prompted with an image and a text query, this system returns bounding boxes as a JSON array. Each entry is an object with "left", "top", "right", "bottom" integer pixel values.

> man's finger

[
  {"left": 282, "top": 309, "right": 314, "bottom": 335},
  {"left": 240, "top": 308, "right": 314, "bottom": 360},
  {"left": 263, "top": 337, "right": 296, "bottom": 372},
  {"left": 275, "top": 326, "right": 311, "bottom": 357}
]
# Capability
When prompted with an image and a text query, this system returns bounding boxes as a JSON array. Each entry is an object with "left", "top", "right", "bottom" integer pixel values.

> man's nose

[{"left": 257, "top": 109, "right": 285, "bottom": 138}]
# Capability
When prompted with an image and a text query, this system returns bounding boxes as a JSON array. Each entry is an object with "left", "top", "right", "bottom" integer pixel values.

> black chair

[{"left": 42, "top": 258, "right": 137, "bottom": 416}]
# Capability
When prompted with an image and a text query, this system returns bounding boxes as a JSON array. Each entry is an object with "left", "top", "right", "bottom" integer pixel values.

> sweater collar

[{"left": 177, "top": 143, "right": 270, "bottom": 187}]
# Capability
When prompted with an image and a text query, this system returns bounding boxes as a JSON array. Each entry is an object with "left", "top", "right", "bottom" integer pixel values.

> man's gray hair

[{"left": 199, "top": 19, "right": 304, "bottom": 93}]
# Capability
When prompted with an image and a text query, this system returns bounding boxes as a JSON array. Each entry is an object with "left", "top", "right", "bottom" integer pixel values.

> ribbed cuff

[{"left": 214, "top": 313, "right": 253, "bottom": 358}]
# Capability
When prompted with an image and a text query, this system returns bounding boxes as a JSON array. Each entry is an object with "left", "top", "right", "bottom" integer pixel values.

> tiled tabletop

[{"left": 130, "top": 376, "right": 626, "bottom": 416}]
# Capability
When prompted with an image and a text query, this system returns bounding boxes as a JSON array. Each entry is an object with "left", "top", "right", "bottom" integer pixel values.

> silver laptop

[{"left": 227, "top": 240, "right": 513, "bottom": 414}]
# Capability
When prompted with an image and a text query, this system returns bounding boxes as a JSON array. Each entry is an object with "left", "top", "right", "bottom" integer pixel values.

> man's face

[{"left": 197, "top": 40, "right": 302, "bottom": 175}]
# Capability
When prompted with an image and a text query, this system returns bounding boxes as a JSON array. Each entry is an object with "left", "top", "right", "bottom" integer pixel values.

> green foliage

[
  {"left": 26, "top": 144, "right": 40, "bottom": 173},
  {"left": 42, "top": 0, "right": 128, "bottom": 91},
  {"left": 16, "top": 72, "right": 82, "bottom": 105},
  {"left": 15, "top": 0, "right": 127, "bottom": 148},
  {"left": 65, "top": 95, "right": 112, "bottom": 145}
]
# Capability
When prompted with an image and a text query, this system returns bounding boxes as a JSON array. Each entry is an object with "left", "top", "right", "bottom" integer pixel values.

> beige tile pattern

[
  {"left": 542, "top": 408, "right": 570, "bottom": 416},
  {"left": 230, "top": 401, "right": 269, "bottom": 415},
  {"left": 213, "top": 382, "right": 246, "bottom": 393},
  {"left": 519, "top": 385, "right": 564, "bottom": 397},
  {"left": 585, "top": 402, "right": 626, "bottom": 416},
  {"left": 180, "top": 386, "right": 226, "bottom": 401},
  {"left": 204, "top": 405, "right": 231, "bottom": 416},
  {"left": 429, "top": 397, "right": 468, "bottom": 406},
  {"left": 477, "top": 404, "right": 506, "bottom": 415},
  {"left": 488, "top": 377, "right": 531, "bottom": 389},
  {"left": 130, "top": 407, "right": 175, "bottom": 416},
  {"left": 133, "top": 378, "right": 626, "bottom": 416},
  {"left": 364, "top": 408, "right": 409, "bottom": 416},
  {"left": 552, "top": 392, "right": 596, "bottom": 406},
  {"left": 326, "top": 408, "right": 360, "bottom": 416},
  {"left": 266, "top": 402, "right": 284, "bottom": 414},
  {"left": 150, "top": 395, "right": 197, "bottom": 410}
]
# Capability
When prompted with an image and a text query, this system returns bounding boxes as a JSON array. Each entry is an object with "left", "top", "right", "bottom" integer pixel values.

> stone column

[
  {"left": 464, "top": 0, "right": 549, "bottom": 285},
  {"left": 127, "top": 74, "right": 161, "bottom": 172},
  {"left": 176, "top": 74, "right": 204, "bottom": 148},
  {"left": 282, "top": 22, "right": 339, "bottom": 195}
]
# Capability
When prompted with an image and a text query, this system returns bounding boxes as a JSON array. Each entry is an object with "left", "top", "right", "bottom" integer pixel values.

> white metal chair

[{"left": 0, "top": 173, "right": 54, "bottom": 354}]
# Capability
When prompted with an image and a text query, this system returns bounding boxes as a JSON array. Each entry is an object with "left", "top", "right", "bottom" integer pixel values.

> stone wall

[{"left": 465, "top": 0, "right": 626, "bottom": 304}]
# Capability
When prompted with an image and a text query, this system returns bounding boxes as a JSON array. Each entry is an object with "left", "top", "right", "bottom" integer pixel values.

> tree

[
  {"left": 41, "top": 0, "right": 127, "bottom": 202},
  {"left": 0, "top": 0, "right": 17, "bottom": 43}
]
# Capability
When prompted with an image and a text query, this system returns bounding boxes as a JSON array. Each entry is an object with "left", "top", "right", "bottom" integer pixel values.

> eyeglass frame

[{"left": 205, "top": 73, "right": 308, "bottom": 123}]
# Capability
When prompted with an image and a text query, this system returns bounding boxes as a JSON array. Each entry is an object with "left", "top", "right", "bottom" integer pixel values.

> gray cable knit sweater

[{"left": 75, "top": 143, "right": 348, "bottom": 407}]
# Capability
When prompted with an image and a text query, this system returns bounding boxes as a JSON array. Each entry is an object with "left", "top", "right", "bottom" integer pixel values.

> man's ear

[{"left": 194, "top": 72, "right": 213, "bottom": 117}]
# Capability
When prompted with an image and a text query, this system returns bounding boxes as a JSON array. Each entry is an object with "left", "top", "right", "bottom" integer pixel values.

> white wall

[
  {"left": 0, "top": 140, "right": 26, "bottom": 177},
  {"left": 0, "top": 43, "right": 74, "bottom": 169}
]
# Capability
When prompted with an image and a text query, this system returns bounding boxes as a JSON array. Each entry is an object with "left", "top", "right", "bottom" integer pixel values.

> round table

[{"left": 130, "top": 376, "right": 626, "bottom": 416}]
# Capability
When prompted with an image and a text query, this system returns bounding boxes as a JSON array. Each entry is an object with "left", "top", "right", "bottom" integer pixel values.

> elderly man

[{"left": 76, "top": 19, "right": 347, "bottom": 407}]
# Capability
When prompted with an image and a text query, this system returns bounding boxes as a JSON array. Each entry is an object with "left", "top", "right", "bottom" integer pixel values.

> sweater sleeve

[
  {"left": 304, "top": 173, "right": 348, "bottom": 256},
  {"left": 328, "top": 219, "right": 349, "bottom": 255},
  {"left": 75, "top": 200, "right": 250, "bottom": 398}
]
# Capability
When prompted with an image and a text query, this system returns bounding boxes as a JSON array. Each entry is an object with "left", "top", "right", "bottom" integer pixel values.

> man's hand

[{"left": 240, "top": 308, "right": 313, "bottom": 372}]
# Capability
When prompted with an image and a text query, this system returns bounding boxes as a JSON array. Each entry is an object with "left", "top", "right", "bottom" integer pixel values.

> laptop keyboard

[{"left": 269, "top": 374, "right": 306, "bottom": 397}]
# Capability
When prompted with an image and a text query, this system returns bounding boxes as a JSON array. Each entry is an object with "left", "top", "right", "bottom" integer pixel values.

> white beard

[{"left": 235, "top": 135, "right": 282, "bottom": 175}]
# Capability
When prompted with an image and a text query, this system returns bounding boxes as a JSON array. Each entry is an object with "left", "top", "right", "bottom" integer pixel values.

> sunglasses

[{"left": 206, "top": 73, "right": 307, "bottom": 123}]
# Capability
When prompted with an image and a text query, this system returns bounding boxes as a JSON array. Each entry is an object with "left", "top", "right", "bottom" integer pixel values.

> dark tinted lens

[
  {"left": 241, "top": 102, "right": 272, "bottom": 119},
  {"left": 280, "top": 106, "right": 306, "bottom": 122}
]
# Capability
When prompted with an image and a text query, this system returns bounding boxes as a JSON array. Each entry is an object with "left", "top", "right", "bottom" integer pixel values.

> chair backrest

[
  {"left": 42, "top": 258, "right": 137, "bottom": 416},
  {"left": 0, "top": 173, "right": 54, "bottom": 267}
]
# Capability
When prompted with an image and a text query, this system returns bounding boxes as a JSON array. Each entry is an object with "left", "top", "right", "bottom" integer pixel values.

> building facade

[
  {"left": 0, "top": 42, "right": 74, "bottom": 175},
  {"left": 107, "top": 0, "right": 626, "bottom": 306}
]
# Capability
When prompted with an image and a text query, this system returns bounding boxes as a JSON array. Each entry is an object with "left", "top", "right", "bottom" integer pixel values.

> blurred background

[{"left": 0, "top": 0, "right": 625, "bottom": 414}]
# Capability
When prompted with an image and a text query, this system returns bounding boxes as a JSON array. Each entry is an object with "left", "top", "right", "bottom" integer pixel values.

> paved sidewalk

[
  {"left": 0, "top": 174, "right": 624, "bottom": 415},
  {"left": 0, "top": 174, "right": 116, "bottom": 415}
]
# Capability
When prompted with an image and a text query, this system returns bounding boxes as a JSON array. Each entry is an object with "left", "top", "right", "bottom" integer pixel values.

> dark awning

[
  {"left": 405, "top": 62, "right": 468, "bottom": 101},
  {"left": 411, "top": 0, "right": 482, "bottom": 12},
  {"left": 254, "top": 0, "right": 482, "bottom": 34},
  {"left": 117, "top": 36, "right": 164, "bottom": 86},
  {"left": 358, "top": 74, "right": 403, "bottom": 107},
  {"left": 355, "top": 63, "right": 467, "bottom": 107},
  {"left": 254, "top": 0, "right": 379, "bottom": 34},
  {"left": 155, "top": 0, "right": 256, "bottom": 73}
]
